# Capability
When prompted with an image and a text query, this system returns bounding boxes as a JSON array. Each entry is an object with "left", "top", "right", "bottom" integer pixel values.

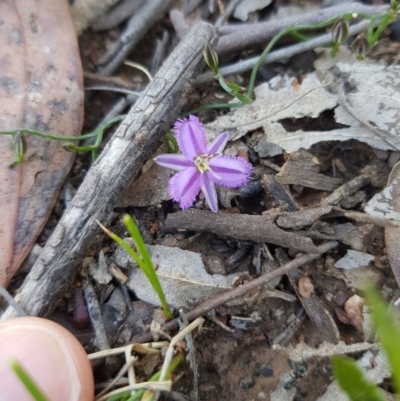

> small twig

[
  {"left": 83, "top": 281, "right": 110, "bottom": 351},
  {"left": 260, "top": 308, "right": 306, "bottom": 368},
  {"left": 151, "top": 30, "right": 170, "bottom": 75},
  {"left": 321, "top": 175, "right": 369, "bottom": 206},
  {"left": 159, "top": 317, "right": 204, "bottom": 383},
  {"left": 97, "top": 0, "right": 173, "bottom": 76},
  {"left": 154, "top": 317, "right": 204, "bottom": 401},
  {"left": 134, "top": 241, "right": 337, "bottom": 343},
  {"left": 93, "top": 95, "right": 137, "bottom": 132},
  {"left": 165, "top": 209, "right": 325, "bottom": 253},
  {"left": 92, "top": 0, "right": 147, "bottom": 31},
  {"left": 88, "top": 342, "right": 167, "bottom": 360},
  {"left": 174, "top": 242, "right": 337, "bottom": 324},
  {"left": 179, "top": 310, "right": 199, "bottom": 401},
  {"left": 0, "top": 284, "right": 27, "bottom": 317},
  {"left": 344, "top": 211, "right": 400, "bottom": 227},
  {"left": 214, "top": 0, "right": 241, "bottom": 26},
  {"left": 170, "top": 9, "right": 191, "bottom": 40},
  {"left": 124, "top": 60, "right": 153, "bottom": 82},
  {"left": 95, "top": 355, "right": 137, "bottom": 399},
  {"left": 125, "top": 344, "right": 137, "bottom": 396},
  {"left": 337, "top": 82, "right": 400, "bottom": 151},
  {"left": 84, "top": 71, "right": 136, "bottom": 90},
  {"left": 260, "top": 160, "right": 281, "bottom": 172},
  {"left": 197, "top": 19, "right": 371, "bottom": 84},
  {"left": 85, "top": 86, "right": 142, "bottom": 96},
  {"left": 96, "top": 381, "right": 172, "bottom": 401}
]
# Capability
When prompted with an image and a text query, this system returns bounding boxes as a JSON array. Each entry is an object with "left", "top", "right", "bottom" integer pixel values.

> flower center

[{"left": 194, "top": 153, "right": 215, "bottom": 173}]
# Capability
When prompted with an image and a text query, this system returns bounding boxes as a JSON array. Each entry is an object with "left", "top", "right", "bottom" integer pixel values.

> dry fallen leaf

[
  {"left": 115, "top": 244, "right": 236, "bottom": 309},
  {"left": 0, "top": 0, "right": 84, "bottom": 286},
  {"left": 205, "top": 63, "right": 400, "bottom": 152}
]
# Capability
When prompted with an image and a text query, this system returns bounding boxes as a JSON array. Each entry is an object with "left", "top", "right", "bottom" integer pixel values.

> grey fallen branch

[
  {"left": 92, "top": 0, "right": 147, "bottom": 32},
  {"left": 97, "top": 0, "right": 173, "bottom": 76},
  {"left": 1, "top": 21, "right": 215, "bottom": 320},
  {"left": 197, "top": 19, "right": 371, "bottom": 84},
  {"left": 134, "top": 241, "right": 338, "bottom": 343},
  {"left": 171, "top": 3, "right": 388, "bottom": 58},
  {"left": 165, "top": 209, "right": 329, "bottom": 253},
  {"left": 216, "top": 3, "right": 388, "bottom": 56}
]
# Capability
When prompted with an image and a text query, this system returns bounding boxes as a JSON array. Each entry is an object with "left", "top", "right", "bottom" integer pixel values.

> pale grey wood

[
  {"left": 1, "top": 21, "right": 215, "bottom": 320},
  {"left": 97, "top": 0, "right": 174, "bottom": 76}
]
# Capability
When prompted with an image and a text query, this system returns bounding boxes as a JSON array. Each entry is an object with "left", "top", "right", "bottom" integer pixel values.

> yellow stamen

[{"left": 194, "top": 155, "right": 209, "bottom": 173}]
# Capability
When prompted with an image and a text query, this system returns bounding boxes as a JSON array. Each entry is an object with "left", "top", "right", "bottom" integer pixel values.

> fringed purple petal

[
  {"left": 154, "top": 154, "right": 193, "bottom": 171},
  {"left": 207, "top": 132, "right": 229, "bottom": 154},
  {"left": 201, "top": 174, "right": 218, "bottom": 212},
  {"left": 169, "top": 167, "right": 202, "bottom": 210},
  {"left": 208, "top": 155, "right": 252, "bottom": 188},
  {"left": 174, "top": 115, "right": 207, "bottom": 160}
]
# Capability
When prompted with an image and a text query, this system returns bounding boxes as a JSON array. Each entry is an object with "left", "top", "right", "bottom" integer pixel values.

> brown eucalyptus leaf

[{"left": 0, "top": 0, "right": 84, "bottom": 287}]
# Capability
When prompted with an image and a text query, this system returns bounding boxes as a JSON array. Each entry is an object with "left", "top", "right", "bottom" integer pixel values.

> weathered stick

[
  {"left": 170, "top": 3, "right": 388, "bottom": 58},
  {"left": 92, "top": 0, "right": 147, "bottom": 32},
  {"left": 216, "top": 3, "right": 388, "bottom": 56},
  {"left": 197, "top": 19, "right": 371, "bottom": 84},
  {"left": 97, "top": 0, "right": 173, "bottom": 76},
  {"left": 165, "top": 209, "right": 324, "bottom": 253},
  {"left": 1, "top": 21, "right": 215, "bottom": 320}
]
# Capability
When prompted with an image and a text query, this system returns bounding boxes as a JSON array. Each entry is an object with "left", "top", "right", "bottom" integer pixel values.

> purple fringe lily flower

[{"left": 155, "top": 115, "right": 252, "bottom": 212}]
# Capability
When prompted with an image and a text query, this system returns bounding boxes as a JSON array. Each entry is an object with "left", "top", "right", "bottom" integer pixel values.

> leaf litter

[
  {"left": 205, "top": 61, "right": 400, "bottom": 152},
  {"left": 3, "top": 2, "right": 400, "bottom": 401}
]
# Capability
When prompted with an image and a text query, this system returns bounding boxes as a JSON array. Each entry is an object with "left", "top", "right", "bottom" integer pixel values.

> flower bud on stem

[
  {"left": 351, "top": 33, "right": 369, "bottom": 60},
  {"left": 10, "top": 131, "right": 27, "bottom": 167},
  {"left": 330, "top": 18, "right": 349, "bottom": 57}
]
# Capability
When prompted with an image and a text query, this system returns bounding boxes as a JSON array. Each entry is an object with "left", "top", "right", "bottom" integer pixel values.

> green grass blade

[
  {"left": 364, "top": 286, "right": 400, "bottom": 394},
  {"left": 122, "top": 215, "right": 173, "bottom": 320},
  {"left": 10, "top": 360, "right": 50, "bottom": 401},
  {"left": 332, "top": 356, "right": 384, "bottom": 401},
  {"left": 123, "top": 215, "right": 154, "bottom": 275},
  {"left": 97, "top": 220, "right": 146, "bottom": 271},
  {"left": 98, "top": 218, "right": 173, "bottom": 320}
]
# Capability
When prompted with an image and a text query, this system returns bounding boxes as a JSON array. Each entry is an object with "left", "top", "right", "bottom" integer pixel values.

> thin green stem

[
  {"left": 289, "top": 31, "right": 310, "bottom": 41},
  {"left": 245, "top": 14, "right": 358, "bottom": 98},
  {"left": 0, "top": 115, "right": 125, "bottom": 144},
  {"left": 0, "top": 128, "right": 99, "bottom": 141},
  {"left": 366, "top": 10, "right": 396, "bottom": 45},
  {"left": 190, "top": 9, "right": 396, "bottom": 115}
]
